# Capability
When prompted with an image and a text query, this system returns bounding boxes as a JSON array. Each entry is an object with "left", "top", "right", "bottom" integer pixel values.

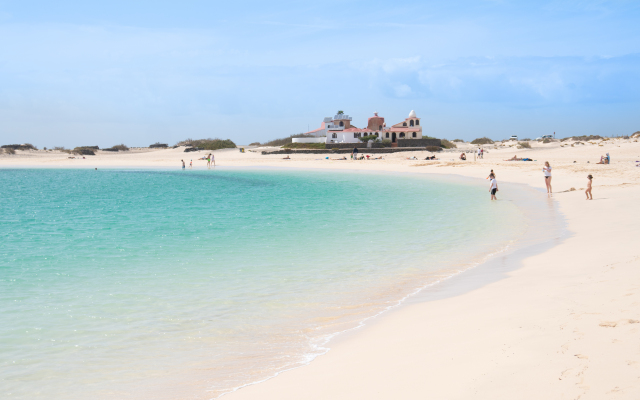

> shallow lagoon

[{"left": 0, "top": 168, "right": 525, "bottom": 399}]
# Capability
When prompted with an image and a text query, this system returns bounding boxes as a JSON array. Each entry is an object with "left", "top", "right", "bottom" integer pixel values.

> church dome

[{"left": 408, "top": 110, "right": 417, "bottom": 118}]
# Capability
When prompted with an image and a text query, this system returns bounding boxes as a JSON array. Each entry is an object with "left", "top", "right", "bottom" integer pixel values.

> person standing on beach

[
  {"left": 486, "top": 169, "right": 495, "bottom": 179},
  {"left": 206, "top": 154, "right": 211, "bottom": 168},
  {"left": 480, "top": 148, "right": 484, "bottom": 159},
  {"left": 211, "top": 153, "right": 215, "bottom": 167},
  {"left": 352, "top": 147, "right": 359, "bottom": 160},
  {"left": 586, "top": 175, "right": 593, "bottom": 200},
  {"left": 489, "top": 173, "right": 498, "bottom": 200},
  {"left": 181, "top": 159, "right": 185, "bottom": 169},
  {"left": 543, "top": 161, "right": 552, "bottom": 194},
  {"left": 189, "top": 160, "right": 192, "bottom": 169}
]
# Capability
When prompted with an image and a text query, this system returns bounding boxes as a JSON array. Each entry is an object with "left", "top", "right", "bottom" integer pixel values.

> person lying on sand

[
  {"left": 283, "top": 155, "right": 291, "bottom": 159},
  {"left": 331, "top": 157, "right": 347, "bottom": 160},
  {"left": 505, "top": 155, "right": 522, "bottom": 161},
  {"left": 460, "top": 153, "right": 466, "bottom": 160},
  {"left": 425, "top": 155, "right": 437, "bottom": 160},
  {"left": 406, "top": 156, "right": 418, "bottom": 160}
]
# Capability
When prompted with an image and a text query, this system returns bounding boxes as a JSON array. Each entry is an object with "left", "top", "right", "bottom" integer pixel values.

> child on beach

[
  {"left": 189, "top": 160, "right": 192, "bottom": 169},
  {"left": 489, "top": 173, "right": 498, "bottom": 200},
  {"left": 586, "top": 175, "right": 593, "bottom": 200}
]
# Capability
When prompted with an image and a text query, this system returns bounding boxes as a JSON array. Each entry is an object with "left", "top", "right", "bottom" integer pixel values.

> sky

[{"left": 0, "top": 0, "right": 639, "bottom": 147}]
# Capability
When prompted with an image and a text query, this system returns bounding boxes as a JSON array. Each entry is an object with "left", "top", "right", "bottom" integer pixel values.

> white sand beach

[{"left": 3, "top": 137, "right": 640, "bottom": 399}]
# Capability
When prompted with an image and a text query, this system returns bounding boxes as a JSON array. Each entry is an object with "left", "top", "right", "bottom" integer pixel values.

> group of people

[
  {"left": 181, "top": 153, "right": 215, "bottom": 169},
  {"left": 488, "top": 161, "right": 593, "bottom": 201}
]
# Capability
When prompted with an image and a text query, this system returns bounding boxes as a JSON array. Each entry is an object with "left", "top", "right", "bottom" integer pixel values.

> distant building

[{"left": 301, "top": 110, "right": 423, "bottom": 144}]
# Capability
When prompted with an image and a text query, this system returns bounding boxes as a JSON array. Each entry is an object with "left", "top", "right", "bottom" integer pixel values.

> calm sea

[{"left": 0, "top": 168, "right": 525, "bottom": 399}]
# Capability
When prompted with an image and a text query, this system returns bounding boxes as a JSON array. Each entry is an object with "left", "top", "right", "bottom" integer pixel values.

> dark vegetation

[
  {"left": 452, "top": 139, "right": 464, "bottom": 142},
  {"left": 381, "top": 139, "right": 392, "bottom": 147},
  {"left": 542, "top": 138, "right": 552, "bottom": 144},
  {"left": 521, "top": 138, "right": 532, "bottom": 141},
  {"left": 425, "top": 146, "right": 442, "bottom": 152},
  {"left": 561, "top": 135, "right": 602, "bottom": 142},
  {"left": 149, "top": 143, "right": 168, "bottom": 148},
  {"left": 248, "top": 142, "right": 261, "bottom": 146},
  {"left": 471, "top": 137, "right": 495, "bottom": 145},
  {"left": 175, "top": 138, "right": 236, "bottom": 150},
  {"left": 103, "top": 144, "right": 129, "bottom": 152},
  {"left": 440, "top": 139, "right": 457, "bottom": 149},
  {"left": 73, "top": 147, "right": 96, "bottom": 155},
  {"left": 517, "top": 142, "right": 531, "bottom": 149},
  {"left": 2, "top": 143, "right": 37, "bottom": 151},
  {"left": 257, "top": 134, "right": 308, "bottom": 147}
]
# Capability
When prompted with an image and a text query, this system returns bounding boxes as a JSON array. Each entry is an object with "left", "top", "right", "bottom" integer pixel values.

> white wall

[{"left": 292, "top": 137, "right": 326, "bottom": 143}]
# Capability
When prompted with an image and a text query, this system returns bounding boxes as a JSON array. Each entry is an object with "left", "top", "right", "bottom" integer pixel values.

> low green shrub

[
  {"left": 471, "top": 137, "right": 495, "bottom": 145},
  {"left": 381, "top": 139, "right": 392, "bottom": 147},
  {"left": 452, "top": 139, "right": 464, "bottom": 142},
  {"left": 425, "top": 146, "right": 442, "bottom": 152},
  {"left": 176, "top": 138, "right": 236, "bottom": 150},
  {"left": 517, "top": 142, "right": 531, "bottom": 149},
  {"left": 73, "top": 147, "right": 95, "bottom": 155},
  {"left": 2, "top": 143, "right": 37, "bottom": 150},
  {"left": 441, "top": 139, "right": 457, "bottom": 149},
  {"left": 542, "top": 138, "right": 551, "bottom": 144}
]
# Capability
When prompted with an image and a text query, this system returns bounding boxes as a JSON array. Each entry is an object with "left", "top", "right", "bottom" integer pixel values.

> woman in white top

[{"left": 543, "top": 161, "right": 552, "bottom": 194}]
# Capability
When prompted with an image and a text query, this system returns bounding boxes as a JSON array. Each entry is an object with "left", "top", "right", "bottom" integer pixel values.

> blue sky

[{"left": 1, "top": 0, "right": 639, "bottom": 147}]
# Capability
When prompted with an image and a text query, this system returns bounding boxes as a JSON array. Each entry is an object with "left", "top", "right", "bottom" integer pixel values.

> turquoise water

[{"left": 0, "top": 168, "right": 525, "bottom": 399}]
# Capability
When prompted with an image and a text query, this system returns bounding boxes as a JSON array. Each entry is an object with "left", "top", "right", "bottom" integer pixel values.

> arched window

[
  {"left": 402, "top": 122, "right": 407, "bottom": 127},
  {"left": 412, "top": 132, "right": 417, "bottom": 138},
  {"left": 385, "top": 132, "right": 389, "bottom": 138},
  {"left": 375, "top": 133, "right": 378, "bottom": 137},
  {"left": 399, "top": 133, "right": 405, "bottom": 138},
  {"left": 354, "top": 132, "right": 360, "bottom": 138},
  {"left": 332, "top": 133, "right": 337, "bottom": 138},
  {"left": 379, "top": 125, "right": 382, "bottom": 130},
  {"left": 416, "top": 120, "right": 420, "bottom": 126},
  {"left": 410, "top": 120, "right": 414, "bottom": 127},
  {"left": 339, "top": 121, "right": 344, "bottom": 127}
]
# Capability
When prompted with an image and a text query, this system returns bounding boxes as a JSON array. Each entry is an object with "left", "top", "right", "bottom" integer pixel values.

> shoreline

[
  {"left": 4, "top": 141, "right": 640, "bottom": 399},
  {"left": 219, "top": 167, "right": 640, "bottom": 398},
  {"left": 216, "top": 173, "right": 568, "bottom": 399}
]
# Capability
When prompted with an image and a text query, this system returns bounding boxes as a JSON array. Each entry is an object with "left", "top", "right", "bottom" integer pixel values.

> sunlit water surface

[{"left": 0, "top": 168, "right": 525, "bottom": 399}]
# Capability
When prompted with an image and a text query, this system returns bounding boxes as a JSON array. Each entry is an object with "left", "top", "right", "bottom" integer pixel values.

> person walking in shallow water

[
  {"left": 543, "top": 161, "right": 552, "bottom": 194},
  {"left": 181, "top": 159, "right": 185, "bottom": 169},
  {"left": 586, "top": 175, "right": 593, "bottom": 200},
  {"left": 489, "top": 173, "right": 498, "bottom": 200}
]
